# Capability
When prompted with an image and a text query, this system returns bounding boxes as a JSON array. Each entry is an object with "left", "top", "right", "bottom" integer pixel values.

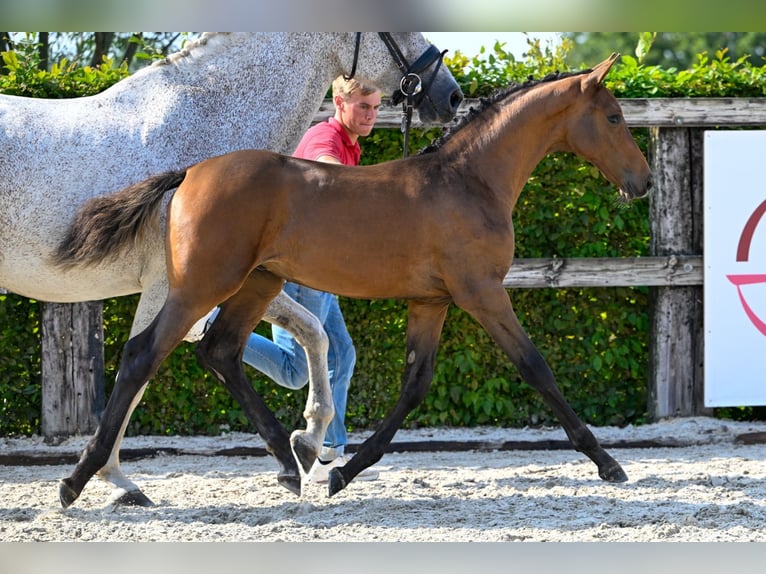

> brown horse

[{"left": 55, "top": 54, "right": 651, "bottom": 504}]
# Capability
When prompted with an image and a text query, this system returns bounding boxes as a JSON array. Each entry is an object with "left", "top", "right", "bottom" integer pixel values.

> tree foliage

[
  {"left": 2, "top": 32, "right": 185, "bottom": 72},
  {"left": 564, "top": 32, "right": 766, "bottom": 69}
]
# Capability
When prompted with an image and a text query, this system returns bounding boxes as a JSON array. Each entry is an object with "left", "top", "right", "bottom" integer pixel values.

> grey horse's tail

[{"left": 54, "top": 169, "right": 188, "bottom": 269}]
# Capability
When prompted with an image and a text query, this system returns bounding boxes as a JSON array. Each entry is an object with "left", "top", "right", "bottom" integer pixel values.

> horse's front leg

[
  {"left": 458, "top": 283, "right": 627, "bottom": 483},
  {"left": 195, "top": 271, "right": 306, "bottom": 496},
  {"left": 262, "top": 290, "right": 333, "bottom": 473},
  {"left": 327, "top": 300, "right": 450, "bottom": 496}
]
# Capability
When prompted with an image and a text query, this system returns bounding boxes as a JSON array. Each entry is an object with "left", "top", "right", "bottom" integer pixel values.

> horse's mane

[
  {"left": 151, "top": 32, "right": 226, "bottom": 67},
  {"left": 419, "top": 68, "right": 590, "bottom": 155}
]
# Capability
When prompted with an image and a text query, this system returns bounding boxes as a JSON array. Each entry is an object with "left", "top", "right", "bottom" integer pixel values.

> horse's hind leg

[
  {"left": 458, "top": 285, "right": 627, "bottom": 483},
  {"left": 327, "top": 300, "right": 449, "bottom": 496},
  {"left": 92, "top": 282, "right": 169, "bottom": 507},
  {"left": 195, "top": 271, "right": 323, "bottom": 495},
  {"left": 59, "top": 298, "right": 191, "bottom": 508},
  {"left": 95, "top": 383, "right": 154, "bottom": 507},
  {"left": 262, "top": 290, "right": 333, "bottom": 473}
]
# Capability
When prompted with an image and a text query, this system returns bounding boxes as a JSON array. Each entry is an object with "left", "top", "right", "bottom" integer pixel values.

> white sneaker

[
  {"left": 183, "top": 308, "right": 216, "bottom": 343},
  {"left": 305, "top": 454, "right": 379, "bottom": 484}
]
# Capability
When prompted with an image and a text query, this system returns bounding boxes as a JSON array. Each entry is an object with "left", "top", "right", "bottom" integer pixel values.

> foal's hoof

[
  {"left": 290, "top": 430, "right": 319, "bottom": 474},
  {"left": 111, "top": 488, "right": 155, "bottom": 508},
  {"left": 277, "top": 473, "right": 302, "bottom": 496},
  {"left": 327, "top": 468, "right": 347, "bottom": 497},
  {"left": 58, "top": 479, "right": 79, "bottom": 509},
  {"left": 599, "top": 462, "right": 628, "bottom": 483}
]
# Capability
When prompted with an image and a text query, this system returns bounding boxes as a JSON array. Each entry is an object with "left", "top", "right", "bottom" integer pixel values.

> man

[{"left": 188, "top": 75, "right": 382, "bottom": 483}]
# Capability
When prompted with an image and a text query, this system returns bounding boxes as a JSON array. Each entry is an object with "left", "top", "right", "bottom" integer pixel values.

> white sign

[{"left": 704, "top": 131, "right": 766, "bottom": 406}]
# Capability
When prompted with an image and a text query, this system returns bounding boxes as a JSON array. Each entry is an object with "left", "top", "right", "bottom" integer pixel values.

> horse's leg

[
  {"left": 456, "top": 284, "right": 627, "bottom": 483},
  {"left": 327, "top": 300, "right": 449, "bottom": 496},
  {"left": 95, "top": 382, "right": 153, "bottom": 507},
  {"left": 59, "top": 292, "right": 196, "bottom": 508},
  {"left": 92, "top": 278, "right": 168, "bottom": 507},
  {"left": 195, "top": 270, "right": 318, "bottom": 495},
  {"left": 261, "top": 290, "right": 333, "bottom": 473}
]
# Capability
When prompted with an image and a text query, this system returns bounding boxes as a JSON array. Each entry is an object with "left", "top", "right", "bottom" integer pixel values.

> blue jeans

[{"left": 240, "top": 283, "right": 356, "bottom": 459}]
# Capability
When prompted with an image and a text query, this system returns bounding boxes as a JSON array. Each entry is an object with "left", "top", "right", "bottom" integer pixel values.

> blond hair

[{"left": 331, "top": 75, "right": 379, "bottom": 100}]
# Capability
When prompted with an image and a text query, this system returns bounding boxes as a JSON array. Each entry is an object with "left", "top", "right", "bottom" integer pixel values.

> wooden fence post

[
  {"left": 41, "top": 301, "right": 105, "bottom": 441},
  {"left": 647, "top": 127, "right": 709, "bottom": 419}
]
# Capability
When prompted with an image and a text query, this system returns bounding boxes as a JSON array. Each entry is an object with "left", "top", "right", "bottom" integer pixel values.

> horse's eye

[{"left": 607, "top": 114, "right": 621, "bottom": 125}]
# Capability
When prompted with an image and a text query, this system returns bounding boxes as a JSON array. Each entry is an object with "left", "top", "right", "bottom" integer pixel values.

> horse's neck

[{"left": 450, "top": 81, "right": 574, "bottom": 197}]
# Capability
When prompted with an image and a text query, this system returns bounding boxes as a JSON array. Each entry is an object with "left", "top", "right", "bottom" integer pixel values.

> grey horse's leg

[
  {"left": 188, "top": 290, "right": 333, "bottom": 473},
  {"left": 185, "top": 290, "right": 333, "bottom": 472},
  {"left": 194, "top": 271, "right": 310, "bottom": 495},
  {"left": 261, "top": 290, "right": 333, "bottom": 473}
]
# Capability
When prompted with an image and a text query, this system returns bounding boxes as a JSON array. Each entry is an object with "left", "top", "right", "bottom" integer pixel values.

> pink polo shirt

[{"left": 293, "top": 117, "right": 361, "bottom": 166}]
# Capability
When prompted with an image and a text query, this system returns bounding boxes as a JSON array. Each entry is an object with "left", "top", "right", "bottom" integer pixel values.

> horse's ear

[{"left": 583, "top": 53, "right": 620, "bottom": 90}]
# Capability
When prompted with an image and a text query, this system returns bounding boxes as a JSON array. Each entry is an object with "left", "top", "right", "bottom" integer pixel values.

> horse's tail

[{"left": 54, "top": 169, "right": 188, "bottom": 269}]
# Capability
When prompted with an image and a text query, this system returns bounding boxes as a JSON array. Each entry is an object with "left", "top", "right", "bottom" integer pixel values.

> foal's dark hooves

[
  {"left": 58, "top": 479, "right": 79, "bottom": 509},
  {"left": 328, "top": 468, "right": 347, "bottom": 497},
  {"left": 290, "top": 432, "right": 319, "bottom": 475},
  {"left": 278, "top": 473, "right": 302, "bottom": 496},
  {"left": 113, "top": 489, "right": 155, "bottom": 507},
  {"left": 599, "top": 462, "right": 628, "bottom": 483}
]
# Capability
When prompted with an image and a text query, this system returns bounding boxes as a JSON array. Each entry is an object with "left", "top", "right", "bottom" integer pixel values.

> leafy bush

[
  {"left": 0, "top": 40, "right": 129, "bottom": 98},
  {"left": 0, "top": 294, "right": 41, "bottom": 435},
  {"left": 2, "top": 37, "right": 766, "bottom": 436}
]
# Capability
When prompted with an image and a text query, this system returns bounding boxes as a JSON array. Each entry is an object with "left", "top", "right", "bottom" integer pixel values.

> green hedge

[{"left": 2, "top": 39, "right": 765, "bottom": 436}]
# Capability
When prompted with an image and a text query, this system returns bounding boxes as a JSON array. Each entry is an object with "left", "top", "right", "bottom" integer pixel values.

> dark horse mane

[{"left": 419, "top": 68, "right": 591, "bottom": 155}]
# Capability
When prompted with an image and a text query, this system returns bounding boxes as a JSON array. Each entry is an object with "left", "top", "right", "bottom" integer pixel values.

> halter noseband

[{"left": 345, "top": 32, "right": 447, "bottom": 158}]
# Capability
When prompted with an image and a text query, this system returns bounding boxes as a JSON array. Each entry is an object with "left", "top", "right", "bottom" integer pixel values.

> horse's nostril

[
  {"left": 450, "top": 89, "right": 464, "bottom": 111},
  {"left": 646, "top": 174, "right": 654, "bottom": 190}
]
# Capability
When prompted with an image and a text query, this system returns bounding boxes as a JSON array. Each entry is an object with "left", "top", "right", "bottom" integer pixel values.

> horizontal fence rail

[
  {"left": 503, "top": 255, "right": 703, "bottom": 288},
  {"left": 315, "top": 97, "right": 766, "bottom": 129}
]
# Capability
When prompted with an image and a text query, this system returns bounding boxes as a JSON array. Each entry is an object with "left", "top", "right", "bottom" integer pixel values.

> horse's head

[
  {"left": 346, "top": 32, "right": 463, "bottom": 125},
  {"left": 568, "top": 54, "right": 652, "bottom": 201}
]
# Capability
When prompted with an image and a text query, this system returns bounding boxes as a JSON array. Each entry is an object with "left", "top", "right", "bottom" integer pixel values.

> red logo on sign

[{"left": 727, "top": 199, "right": 766, "bottom": 336}]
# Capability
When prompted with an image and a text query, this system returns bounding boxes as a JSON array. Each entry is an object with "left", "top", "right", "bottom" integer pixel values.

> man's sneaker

[
  {"left": 183, "top": 308, "right": 216, "bottom": 343},
  {"left": 305, "top": 454, "right": 380, "bottom": 484}
]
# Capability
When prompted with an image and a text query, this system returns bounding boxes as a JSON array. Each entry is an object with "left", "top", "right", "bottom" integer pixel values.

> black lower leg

[
  {"left": 328, "top": 340, "right": 438, "bottom": 496},
  {"left": 518, "top": 350, "right": 627, "bottom": 482},
  {"left": 197, "top": 339, "right": 301, "bottom": 495}
]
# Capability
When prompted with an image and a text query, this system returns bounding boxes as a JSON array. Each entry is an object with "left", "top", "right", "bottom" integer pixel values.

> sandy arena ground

[{"left": 2, "top": 416, "right": 766, "bottom": 542}]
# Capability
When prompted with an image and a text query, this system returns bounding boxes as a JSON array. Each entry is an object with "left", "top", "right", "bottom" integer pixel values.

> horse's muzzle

[{"left": 621, "top": 173, "right": 653, "bottom": 200}]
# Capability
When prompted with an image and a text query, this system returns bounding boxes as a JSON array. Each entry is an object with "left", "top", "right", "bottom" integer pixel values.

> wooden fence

[{"left": 30, "top": 97, "right": 766, "bottom": 438}]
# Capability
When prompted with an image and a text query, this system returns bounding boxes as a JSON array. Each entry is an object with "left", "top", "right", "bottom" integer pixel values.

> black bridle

[{"left": 344, "top": 32, "right": 447, "bottom": 157}]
